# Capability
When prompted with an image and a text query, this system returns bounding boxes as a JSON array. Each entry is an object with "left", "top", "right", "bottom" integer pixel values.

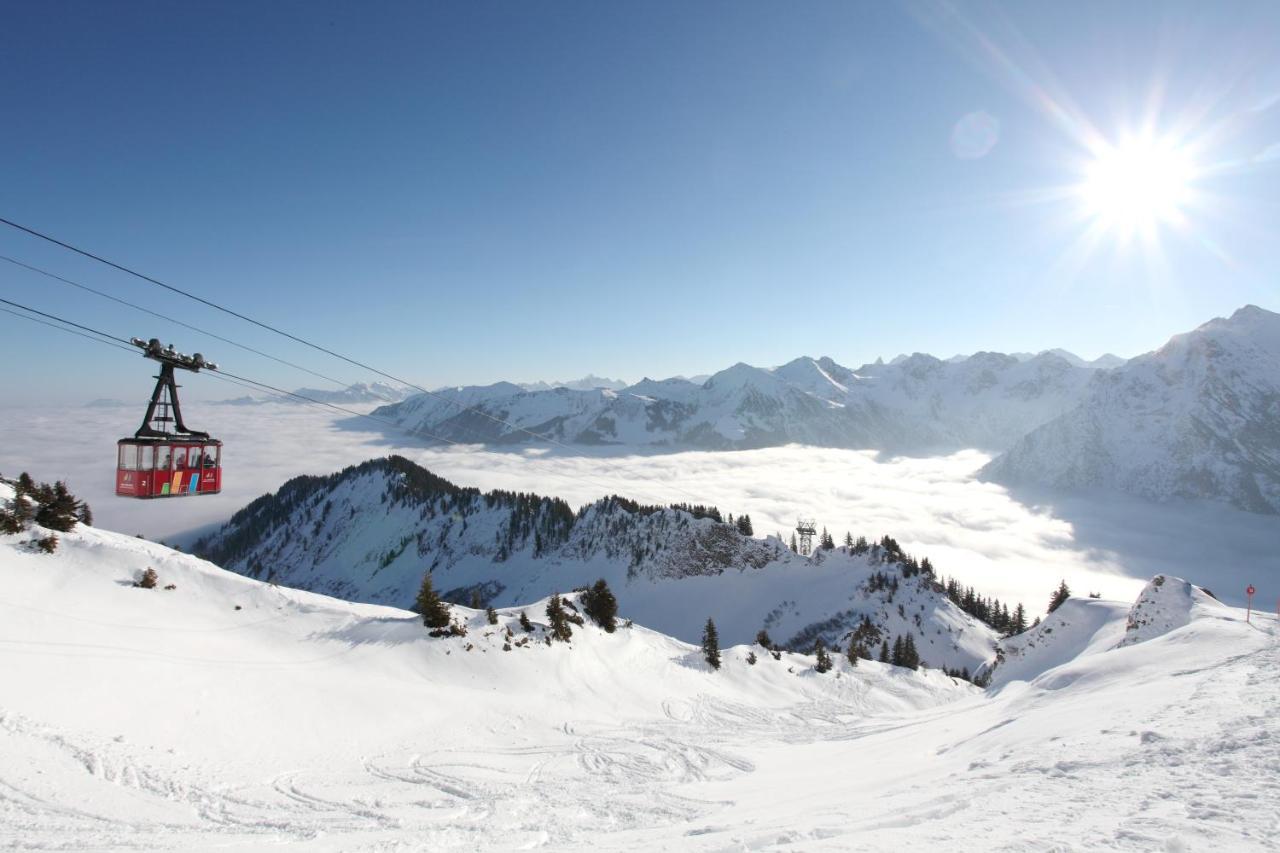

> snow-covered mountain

[
  {"left": 193, "top": 456, "right": 1002, "bottom": 672},
  {"left": 5, "top": 481, "right": 1276, "bottom": 851},
  {"left": 216, "top": 381, "right": 413, "bottom": 406},
  {"left": 518, "top": 374, "right": 629, "bottom": 392},
  {"left": 372, "top": 351, "right": 1099, "bottom": 453},
  {"left": 983, "top": 305, "right": 1280, "bottom": 514}
]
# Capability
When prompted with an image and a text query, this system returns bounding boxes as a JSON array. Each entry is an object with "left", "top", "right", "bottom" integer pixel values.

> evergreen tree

[
  {"left": 581, "top": 578, "right": 619, "bottom": 632},
  {"left": 820, "top": 528, "right": 835, "bottom": 550},
  {"left": 846, "top": 636, "right": 860, "bottom": 666},
  {"left": 35, "top": 481, "right": 79, "bottom": 533},
  {"left": 1048, "top": 580, "right": 1071, "bottom": 613},
  {"left": 136, "top": 567, "right": 158, "bottom": 589},
  {"left": 736, "top": 514, "right": 754, "bottom": 536},
  {"left": 844, "top": 531, "right": 854, "bottom": 549},
  {"left": 485, "top": 606, "right": 498, "bottom": 625},
  {"left": 878, "top": 640, "right": 890, "bottom": 663},
  {"left": 1009, "top": 603, "right": 1027, "bottom": 636},
  {"left": 891, "top": 635, "right": 905, "bottom": 667},
  {"left": 546, "top": 594, "right": 574, "bottom": 642},
  {"left": 789, "top": 533, "right": 798, "bottom": 553},
  {"left": 469, "top": 589, "right": 483, "bottom": 609},
  {"left": 519, "top": 610, "right": 534, "bottom": 632},
  {"left": 76, "top": 500, "right": 93, "bottom": 526},
  {"left": 702, "top": 617, "right": 721, "bottom": 670},
  {"left": 755, "top": 628, "right": 773, "bottom": 649},
  {"left": 414, "top": 572, "right": 452, "bottom": 629},
  {"left": 746, "top": 650, "right": 757, "bottom": 665},
  {"left": 813, "top": 639, "right": 833, "bottom": 673},
  {"left": 15, "top": 472, "right": 35, "bottom": 496},
  {"left": 903, "top": 634, "right": 919, "bottom": 670}
]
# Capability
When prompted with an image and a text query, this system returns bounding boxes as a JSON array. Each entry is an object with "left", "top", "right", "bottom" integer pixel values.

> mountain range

[
  {"left": 372, "top": 350, "right": 1108, "bottom": 454},
  {"left": 982, "top": 305, "right": 1280, "bottom": 514},
  {"left": 193, "top": 455, "right": 1002, "bottom": 672},
  {"left": 367, "top": 306, "right": 1280, "bottom": 515}
]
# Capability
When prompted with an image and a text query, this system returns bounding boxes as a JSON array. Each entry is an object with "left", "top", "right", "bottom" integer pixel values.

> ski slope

[{"left": 2, "top": 500, "right": 1277, "bottom": 851}]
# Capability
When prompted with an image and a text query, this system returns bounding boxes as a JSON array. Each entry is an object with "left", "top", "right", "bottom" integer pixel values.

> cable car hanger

[{"left": 131, "top": 337, "right": 218, "bottom": 439}]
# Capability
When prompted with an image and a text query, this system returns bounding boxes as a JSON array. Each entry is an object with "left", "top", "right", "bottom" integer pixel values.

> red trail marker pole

[{"left": 1245, "top": 585, "right": 1255, "bottom": 623}]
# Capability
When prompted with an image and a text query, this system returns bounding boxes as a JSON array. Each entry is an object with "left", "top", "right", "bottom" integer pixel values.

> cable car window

[
  {"left": 140, "top": 445, "right": 154, "bottom": 470},
  {"left": 156, "top": 445, "right": 172, "bottom": 470},
  {"left": 202, "top": 447, "right": 217, "bottom": 468},
  {"left": 173, "top": 447, "right": 187, "bottom": 469},
  {"left": 119, "top": 445, "right": 136, "bottom": 471}
]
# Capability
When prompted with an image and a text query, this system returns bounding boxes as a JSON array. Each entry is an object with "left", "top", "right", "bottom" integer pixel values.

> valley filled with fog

[{"left": 8, "top": 400, "right": 1274, "bottom": 613}]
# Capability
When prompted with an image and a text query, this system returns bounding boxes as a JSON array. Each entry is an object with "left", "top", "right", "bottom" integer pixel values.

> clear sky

[{"left": 2, "top": 1, "right": 1279, "bottom": 403}]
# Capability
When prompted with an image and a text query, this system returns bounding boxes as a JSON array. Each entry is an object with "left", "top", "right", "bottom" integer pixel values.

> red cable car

[{"left": 116, "top": 337, "right": 223, "bottom": 499}]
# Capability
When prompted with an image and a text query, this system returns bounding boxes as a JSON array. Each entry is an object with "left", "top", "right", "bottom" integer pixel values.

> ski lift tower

[{"left": 795, "top": 518, "right": 817, "bottom": 556}]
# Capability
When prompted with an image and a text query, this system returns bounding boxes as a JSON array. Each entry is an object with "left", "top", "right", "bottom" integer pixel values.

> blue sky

[{"left": 2, "top": 1, "right": 1279, "bottom": 403}]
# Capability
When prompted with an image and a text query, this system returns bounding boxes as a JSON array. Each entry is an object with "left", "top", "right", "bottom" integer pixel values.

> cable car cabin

[
  {"left": 116, "top": 439, "right": 222, "bottom": 498},
  {"left": 116, "top": 337, "right": 223, "bottom": 500}
]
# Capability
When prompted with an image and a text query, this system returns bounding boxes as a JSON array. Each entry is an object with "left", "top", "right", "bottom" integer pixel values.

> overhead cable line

[
  {"left": 0, "top": 296, "right": 678, "bottom": 506},
  {"left": 1, "top": 254, "right": 357, "bottom": 391},
  {"left": 0, "top": 305, "right": 138, "bottom": 355},
  {"left": 0, "top": 216, "right": 710, "bottom": 507}
]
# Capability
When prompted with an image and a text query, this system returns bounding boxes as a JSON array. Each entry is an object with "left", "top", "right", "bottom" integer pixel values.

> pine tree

[
  {"left": 136, "top": 567, "right": 158, "bottom": 589},
  {"left": 746, "top": 650, "right": 757, "bottom": 665},
  {"left": 35, "top": 481, "right": 79, "bottom": 533},
  {"left": 789, "top": 533, "right": 798, "bottom": 553},
  {"left": 76, "top": 500, "right": 93, "bottom": 526},
  {"left": 469, "top": 589, "right": 483, "bottom": 609},
  {"left": 813, "top": 640, "right": 833, "bottom": 673},
  {"left": 1009, "top": 603, "right": 1027, "bottom": 636},
  {"left": 891, "top": 635, "right": 904, "bottom": 667},
  {"left": 582, "top": 578, "right": 618, "bottom": 632},
  {"left": 736, "top": 514, "right": 754, "bottom": 536},
  {"left": 702, "top": 617, "right": 721, "bottom": 670},
  {"left": 485, "top": 606, "right": 498, "bottom": 625},
  {"left": 755, "top": 628, "right": 773, "bottom": 649},
  {"left": 1048, "top": 580, "right": 1071, "bottom": 613},
  {"left": 844, "top": 531, "right": 854, "bottom": 549},
  {"left": 414, "top": 572, "right": 451, "bottom": 629},
  {"left": 15, "top": 472, "right": 35, "bottom": 496},
  {"left": 546, "top": 594, "right": 574, "bottom": 642},
  {"left": 903, "top": 634, "right": 919, "bottom": 670},
  {"left": 820, "top": 528, "right": 835, "bottom": 550},
  {"left": 878, "top": 640, "right": 890, "bottom": 663},
  {"left": 846, "top": 636, "right": 860, "bottom": 666},
  {"left": 519, "top": 610, "right": 534, "bottom": 632}
]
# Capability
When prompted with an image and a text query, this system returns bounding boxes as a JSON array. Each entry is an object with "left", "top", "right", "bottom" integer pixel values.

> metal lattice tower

[{"left": 795, "top": 518, "right": 816, "bottom": 556}]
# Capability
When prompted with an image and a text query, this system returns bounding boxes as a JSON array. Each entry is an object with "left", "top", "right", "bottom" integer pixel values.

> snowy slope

[
  {"left": 193, "top": 456, "right": 1002, "bottom": 672},
  {"left": 0, "top": 486, "right": 973, "bottom": 851},
  {"left": 984, "top": 305, "right": 1280, "bottom": 514},
  {"left": 4, "top": 492, "right": 1277, "bottom": 851},
  {"left": 372, "top": 350, "right": 1098, "bottom": 453}
]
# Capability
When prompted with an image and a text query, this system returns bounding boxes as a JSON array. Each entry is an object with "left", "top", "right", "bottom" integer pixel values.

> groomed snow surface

[{"left": 2, "top": 511, "right": 1277, "bottom": 851}]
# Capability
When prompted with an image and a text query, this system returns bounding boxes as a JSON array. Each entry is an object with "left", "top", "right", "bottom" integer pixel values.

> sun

[{"left": 1077, "top": 135, "right": 1196, "bottom": 238}]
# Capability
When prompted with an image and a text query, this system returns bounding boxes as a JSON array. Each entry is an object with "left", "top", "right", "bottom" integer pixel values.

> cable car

[{"left": 116, "top": 337, "right": 223, "bottom": 499}]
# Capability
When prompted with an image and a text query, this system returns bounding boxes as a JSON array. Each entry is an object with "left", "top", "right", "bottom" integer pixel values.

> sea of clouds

[{"left": 3, "top": 401, "right": 1275, "bottom": 612}]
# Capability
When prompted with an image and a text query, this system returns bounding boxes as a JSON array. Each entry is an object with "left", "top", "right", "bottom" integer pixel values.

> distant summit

[
  {"left": 983, "top": 305, "right": 1280, "bottom": 514},
  {"left": 518, "top": 374, "right": 629, "bottom": 392}
]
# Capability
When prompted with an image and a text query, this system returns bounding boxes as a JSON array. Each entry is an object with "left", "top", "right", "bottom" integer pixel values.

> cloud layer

[{"left": 3, "top": 402, "right": 1274, "bottom": 612}]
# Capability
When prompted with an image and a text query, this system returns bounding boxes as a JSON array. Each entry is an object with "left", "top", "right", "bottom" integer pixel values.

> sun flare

[{"left": 1078, "top": 135, "right": 1196, "bottom": 237}]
